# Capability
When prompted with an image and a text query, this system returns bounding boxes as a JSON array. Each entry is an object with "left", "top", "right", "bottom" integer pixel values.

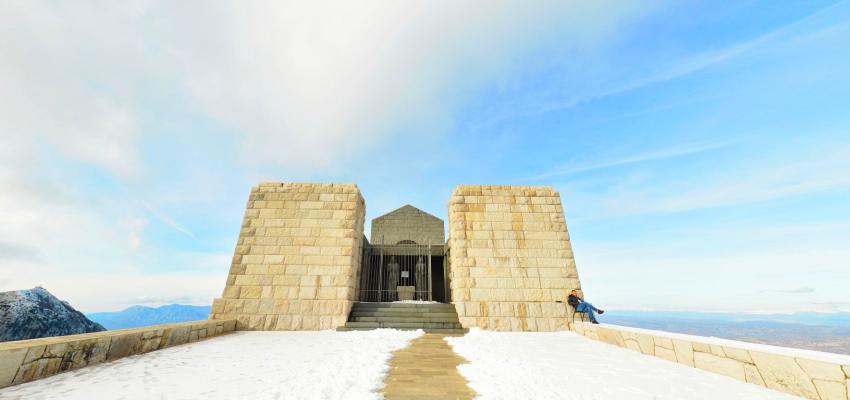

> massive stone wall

[
  {"left": 371, "top": 205, "right": 444, "bottom": 245},
  {"left": 571, "top": 323, "right": 850, "bottom": 400},
  {"left": 0, "top": 319, "right": 236, "bottom": 389},
  {"left": 210, "top": 183, "right": 366, "bottom": 330},
  {"left": 447, "top": 185, "right": 581, "bottom": 331}
]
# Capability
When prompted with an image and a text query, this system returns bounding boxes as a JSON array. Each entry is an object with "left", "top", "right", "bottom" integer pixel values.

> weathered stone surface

[
  {"left": 672, "top": 339, "right": 695, "bottom": 367},
  {"left": 597, "top": 327, "right": 625, "bottom": 348},
  {"left": 0, "top": 319, "right": 236, "bottom": 390},
  {"left": 749, "top": 351, "right": 819, "bottom": 399},
  {"left": 812, "top": 379, "right": 846, "bottom": 400},
  {"left": 211, "top": 183, "right": 366, "bottom": 330},
  {"left": 655, "top": 346, "right": 678, "bottom": 363},
  {"left": 721, "top": 346, "right": 753, "bottom": 364},
  {"left": 744, "top": 363, "right": 766, "bottom": 386},
  {"left": 447, "top": 186, "right": 579, "bottom": 331},
  {"left": 372, "top": 205, "right": 444, "bottom": 245},
  {"left": 635, "top": 333, "right": 655, "bottom": 355},
  {"left": 624, "top": 339, "right": 641, "bottom": 353},
  {"left": 569, "top": 323, "right": 850, "bottom": 400},
  {"left": 0, "top": 348, "right": 27, "bottom": 387},
  {"left": 694, "top": 351, "right": 745, "bottom": 381},
  {"left": 797, "top": 358, "right": 846, "bottom": 382}
]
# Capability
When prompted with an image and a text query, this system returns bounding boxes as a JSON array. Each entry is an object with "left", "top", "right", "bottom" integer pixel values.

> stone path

[{"left": 379, "top": 333, "right": 476, "bottom": 399}]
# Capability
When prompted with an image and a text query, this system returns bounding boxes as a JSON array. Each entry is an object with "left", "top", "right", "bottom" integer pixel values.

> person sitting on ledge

[{"left": 568, "top": 289, "right": 604, "bottom": 324}]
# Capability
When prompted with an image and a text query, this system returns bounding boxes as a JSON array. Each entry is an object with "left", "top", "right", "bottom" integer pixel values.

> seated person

[{"left": 567, "top": 289, "right": 604, "bottom": 324}]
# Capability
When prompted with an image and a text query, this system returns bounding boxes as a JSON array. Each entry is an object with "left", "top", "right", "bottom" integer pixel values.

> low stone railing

[
  {"left": 570, "top": 322, "right": 850, "bottom": 400},
  {"left": 0, "top": 318, "right": 237, "bottom": 389}
]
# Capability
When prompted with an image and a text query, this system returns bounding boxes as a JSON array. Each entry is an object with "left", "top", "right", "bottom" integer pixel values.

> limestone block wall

[
  {"left": 447, "top": 185, "right": 581, "bottom": 331},
  {"left": 371, "top": 205, "right": 444, "bottom": 245},
  {"left": 0, "top": 319, "right": 237, "bottom": 389},
  {"left": 210, "top": 182, "right": 366, "bottom": 331},
  {"left": 571, "top": 323, "right": 850, "bottom": 400}
]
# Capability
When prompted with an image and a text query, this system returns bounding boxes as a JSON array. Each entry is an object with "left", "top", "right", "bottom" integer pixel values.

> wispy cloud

[
  {"left": 124, "top": 295, "right": 210, "bottom": 305},
  {"left": 648, "top": 146, "right": 850, "bottom": 214},
  {"left": 763, "top": 287, "right": 815, "bottom": 294},
  {"left": 536, "top": 140, "right": 733, "bottom": 179},
  {"left": 141, "top": 202, "right": 196, "bottom": 239},
  {"left": 0, "top": 241, "right": 42, "bottom": 262},
  {"left": 470, "top": 1, "right": 849, "bottom": 134}
]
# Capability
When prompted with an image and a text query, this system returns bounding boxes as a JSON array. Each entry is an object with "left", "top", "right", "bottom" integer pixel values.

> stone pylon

[
  {"left": 447, "top": 185, "right": 582, "bottom": 331},
  {"left": 210, "top": 183, "right": 366, "bottom": 330}
]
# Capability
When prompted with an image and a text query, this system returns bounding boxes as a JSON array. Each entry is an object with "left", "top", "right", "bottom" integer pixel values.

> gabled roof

[{"left": 373, "top": 204, "right": 442, "bottom": 222}]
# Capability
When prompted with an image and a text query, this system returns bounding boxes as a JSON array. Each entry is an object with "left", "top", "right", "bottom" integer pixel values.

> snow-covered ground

[
  {"left": 446, "top": 328, "right": 804, "bottom": 400},
  {"left": 2, "top": 328, "right": 817, "bottom": 399},
  {"left": 0, "top": 330, "right": 423, "bottom": 400}
]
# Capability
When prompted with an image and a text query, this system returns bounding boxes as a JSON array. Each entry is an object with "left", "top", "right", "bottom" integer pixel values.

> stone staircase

[{"left": 336, "top": 303, "right": 469, "bottom": 334}]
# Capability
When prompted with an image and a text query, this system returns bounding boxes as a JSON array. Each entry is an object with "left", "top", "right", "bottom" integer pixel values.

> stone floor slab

[{"left": 380, "top": 333, "right": 476, "bottom": 400}]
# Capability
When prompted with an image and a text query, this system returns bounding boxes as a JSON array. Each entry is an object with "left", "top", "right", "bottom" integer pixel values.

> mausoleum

[{"left": 209, "top": 182, "right": 582, "bottom": 332}]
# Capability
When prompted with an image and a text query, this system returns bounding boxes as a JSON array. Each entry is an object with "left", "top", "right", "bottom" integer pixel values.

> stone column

[
  {"left": 447, "top": 185, "right": 582, "bottom": 331},
  {"left": 209, "top": 182, "right": 366, "bottom": 330}
]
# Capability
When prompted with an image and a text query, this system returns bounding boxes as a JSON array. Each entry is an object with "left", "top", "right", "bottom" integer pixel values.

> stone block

[
  {"left": 598, "top": 328, "right": 625, "bottom": 348},
  {"left": 635, "top": 333, "right": 655, "bottom": 355},
  {"left": 694, "top": 352, "right": 745, "bottom": 381},
  {"left": 0, "top": 348, "right": 27, "bottom": 387},
  {"left": 23, "top": 346, "right": 45, "bottom": 364},
  {"left": 812, "top": 379, "right": 847, "bottom": 400},
  {"left": 624, "top": 339, "right": 642, "bottom": 353},
  {"left": 749, "top": 351, "right": 819, "bottom": 399},
  {"left": 721, "top": 346, "right": 752, "bottom": 364},
  {"left": 797, "top": 358, "right": 846, "bottom": 382},
  {"left": 672, "top": 339, "right": 695, "bottom": 367},
  {"left": 655, "top": 346, "right": 678, "bottom": 363},
  {"left": 743, "top": 363, "right": 766, "bottom": 386},
  {"left": 106, "top": 333, "right": 144, "bottom": 361}
]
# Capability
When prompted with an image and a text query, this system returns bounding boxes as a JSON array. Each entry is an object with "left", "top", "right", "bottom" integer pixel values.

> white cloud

[
  {"left": 0, "top": 2, "right": 145, "bottom": 178},
  {"left": 168, "top": 1, "right": 647, "bottom": 168},
  {"left": 121, "top": 217, "right": 149, "bottom": 252}
]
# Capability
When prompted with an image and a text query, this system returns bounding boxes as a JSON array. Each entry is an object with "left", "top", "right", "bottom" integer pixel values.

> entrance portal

[
  {"left": 359, "top": 238, "right": 447, "bottom": 302},
  {"left": 360, "top": 204, "right": 449, "bottom": 303}
]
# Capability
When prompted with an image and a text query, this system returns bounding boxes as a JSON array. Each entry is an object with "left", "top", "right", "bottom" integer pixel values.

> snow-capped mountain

[{"left": 0, "top": 287, "right": 106, "bottom": 342}]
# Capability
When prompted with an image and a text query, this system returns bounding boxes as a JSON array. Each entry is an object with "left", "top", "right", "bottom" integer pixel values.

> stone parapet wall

[
  {"left": 0, "top": 319, "right": 237, "bottom": 389},
  {"left": 447, "top": 185, "right": 581, "bottom": 331},
  {"left": 210, "top": 182, "right": 366, "bottom": 330},
  {"left": 571, "top": 322, "right": 850, "bottom": 400}
]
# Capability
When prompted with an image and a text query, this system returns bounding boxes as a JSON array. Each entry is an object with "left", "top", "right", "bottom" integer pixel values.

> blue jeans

[{"left": 576, "top": 302, "right": 598, "bottom": 322}]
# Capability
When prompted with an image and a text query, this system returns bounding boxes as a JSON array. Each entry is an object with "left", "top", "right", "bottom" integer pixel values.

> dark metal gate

[{"left": 359, "top": 236, "right": 438, "bottom": 302}]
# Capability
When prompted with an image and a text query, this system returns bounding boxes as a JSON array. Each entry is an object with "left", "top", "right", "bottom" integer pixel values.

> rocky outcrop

[{"left": 0, "top": 287, "right": 106, "bottom": 342}]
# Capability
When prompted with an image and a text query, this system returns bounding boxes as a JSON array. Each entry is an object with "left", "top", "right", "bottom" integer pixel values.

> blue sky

[{"left": 0, "top": 1, "right": 848, "bottom": 313}]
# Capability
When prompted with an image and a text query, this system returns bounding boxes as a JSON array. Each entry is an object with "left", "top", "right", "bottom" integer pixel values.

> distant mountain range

[
  {"left": 0, "top": 287, "right": 106, "bottom": 342},
  {"left": 87, "top": 304, "right": 212, "bottom": 330},
  {"left": 603, "top": 310, "right": 850, "bottom": 355}
]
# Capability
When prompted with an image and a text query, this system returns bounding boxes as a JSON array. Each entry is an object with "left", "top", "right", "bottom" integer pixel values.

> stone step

[
  {"left": 336, "top": 327, "right": 469, "bottom": 334},
  {"left": 351, "top": 312, "right": 459, "bottom": 319},
  {"left": 352, "top": 316, "right": 460, "bottom": 323},
  {"left": 344, "top": 322, "right": 464, "bottom": 330},
  {"left": 352, "top": 304, "right": 457, "bottom": 311}
]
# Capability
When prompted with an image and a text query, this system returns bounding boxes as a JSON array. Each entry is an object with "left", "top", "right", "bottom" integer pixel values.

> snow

[
  {"left": 585, "top": 322, "right": 850, "bottom": 365},
  {"left": 2, "top": 327, "right": 831, "bottom": 399},
  {"left": 446, "top": 328, "right": 805, "bottom": 400},
  {"left": 0, "top": 329, "right": 424, "bottom": 400}
]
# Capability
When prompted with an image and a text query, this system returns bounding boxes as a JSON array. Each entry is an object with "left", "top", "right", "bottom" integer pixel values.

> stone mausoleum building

[{"left": 210, "top": 182, "right": 582, "bottom": 332}]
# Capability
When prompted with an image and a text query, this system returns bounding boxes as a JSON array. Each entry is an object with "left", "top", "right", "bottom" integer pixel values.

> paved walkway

[{"left": 379, "top": 333, "right": 476, "bottom": 400}]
